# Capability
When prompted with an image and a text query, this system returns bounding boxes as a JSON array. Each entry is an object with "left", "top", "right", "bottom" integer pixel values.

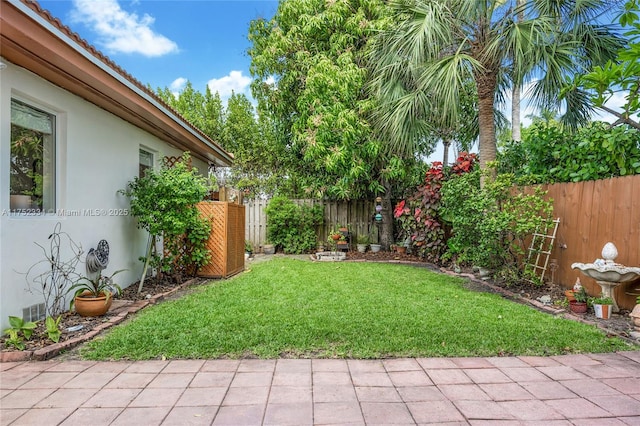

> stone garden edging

[{"left": 0, "top": 278, "right": 199, "bottom": 363}]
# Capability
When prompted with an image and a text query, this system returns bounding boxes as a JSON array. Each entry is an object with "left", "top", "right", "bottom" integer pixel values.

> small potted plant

[
  {"left": 327, "top": 232, "right": 345, "bottom": 252},
  {"left": 262, "top": 241, "right": 275, "bottom": 255},
  {"left": 591, "top": 295, "right": 613, "bottom": 319},
  {"left": 564, "top": 289, "right": 576, "bottom": 302},
  {"left": 68, "top": 269, "right": 123, "bottom": 317},
  {"left": 369, "top": 242, "right": 381, "bottom": 253},
  {"left": 329, "top": 228, "right": 343, "bottom": 241},
  {"left": 356, "top": 234, "right": 369, "bottom": 253},
  {"left": 569, "top": 286, "right": 588, "bottom": 315},
  {"left": 245, "top": 240, "right": 254, "bottom": 259}
]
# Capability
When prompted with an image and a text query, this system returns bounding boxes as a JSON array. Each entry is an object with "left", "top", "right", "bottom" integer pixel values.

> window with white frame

[
  {"left": 10, "top": 99, "right": 55, "bottom": 212},
  {"left": 139, "top": 148, "right": 154, "bottom": 177}
]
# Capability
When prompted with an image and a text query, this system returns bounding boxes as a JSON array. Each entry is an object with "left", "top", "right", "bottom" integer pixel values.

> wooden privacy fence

[
  {"left": 245, "top": 199, "right": 378, "bottom": 252},
  {"left": 537, "top": 175, "right": 640, "bottom": 310}
]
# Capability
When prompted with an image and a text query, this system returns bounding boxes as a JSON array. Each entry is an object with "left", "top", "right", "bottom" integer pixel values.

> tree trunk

[
  {"left": 380, "top": 178, "right": 393, "bottom": 251},
  {"left": 511, "top": 84, "right": 521, "bottom": 142},
  {"left": 138, "top": 234, "right": 155, "bottom": 294},
  {"left": 475, "top": 70, "right": 498, "bottom": 186},
  {"left": 442, "top": 139, "right": 451, "bottom": 165},
  {"left": 511, "top": 0, "right": 523, "bottom": 143}
]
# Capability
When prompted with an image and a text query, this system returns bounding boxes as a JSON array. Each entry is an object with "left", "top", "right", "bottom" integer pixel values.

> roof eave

[{"left": 1, "top": 0, "right": 233, "bottom": 167}]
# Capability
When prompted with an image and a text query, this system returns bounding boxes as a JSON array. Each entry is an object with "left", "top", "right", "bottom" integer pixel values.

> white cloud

[
  {"left": 69, "top": 0, "right": 178, "bottom": 57},
  {"left": 170, "top": 77, "right": 187, "bottom": 95},
  {"left": 592, "top": 91, "right": 637, "bottom": 124},
  {"left": 207, "top": 71, "right": 252, "bottom": 99}
]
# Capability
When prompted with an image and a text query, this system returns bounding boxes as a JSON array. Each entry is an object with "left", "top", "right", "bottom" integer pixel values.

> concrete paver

[{"left": 1, "top": 351, "right": 639, "bottom": 425}]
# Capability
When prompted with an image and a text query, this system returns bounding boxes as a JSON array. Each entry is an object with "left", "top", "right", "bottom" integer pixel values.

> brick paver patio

[{"left": 1, "top": 351, "right": 640, "bottom": 425}]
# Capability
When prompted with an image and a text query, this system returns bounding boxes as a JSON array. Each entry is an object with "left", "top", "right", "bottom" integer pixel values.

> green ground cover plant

[{"left": 81, "top": 258, "right": 630, "bottom": 360}]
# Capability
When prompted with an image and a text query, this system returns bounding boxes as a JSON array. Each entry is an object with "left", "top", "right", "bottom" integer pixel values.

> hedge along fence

[
  {"left": 537, "top": 174, "right": 640, "bottom": 310},
  {"left": 245, "top": 198, "right": 377, "bottom": 252}
]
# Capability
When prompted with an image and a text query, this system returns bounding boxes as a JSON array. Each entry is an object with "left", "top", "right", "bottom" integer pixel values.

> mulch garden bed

[
  {"left": 2, "top": 252, "right": 637, "bottom": 361},
  {"left": 0, "top": 276, "right": 206, "bottom": 361}
]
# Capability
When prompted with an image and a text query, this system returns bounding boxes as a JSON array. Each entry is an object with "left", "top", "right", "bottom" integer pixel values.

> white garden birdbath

[{"left": 571, "top": 243, "right": 640, "bottom": 312}]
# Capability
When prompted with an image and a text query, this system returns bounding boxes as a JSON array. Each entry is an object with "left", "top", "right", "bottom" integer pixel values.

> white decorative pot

[{"left": 593, "top": 304, "right": 611, "bottom": 319}]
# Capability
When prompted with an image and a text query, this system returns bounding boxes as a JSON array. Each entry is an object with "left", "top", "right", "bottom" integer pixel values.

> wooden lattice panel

[
  {"left": 197, "top": 201, "right": 245, "bottom": 278},
  {"left": 226, "top": 203, "right": 245, "bottom": 275},
  {"left": 163, "top": 155, "right": 193, "bottom": 169}
]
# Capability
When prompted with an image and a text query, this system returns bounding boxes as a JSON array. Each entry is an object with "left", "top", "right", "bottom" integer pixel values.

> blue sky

[
  {"left": 37, "top": 0, "right": 629, "bottom": 164},
  {"left": 39, "top": 0, "right": 278, "bottom": 100}
]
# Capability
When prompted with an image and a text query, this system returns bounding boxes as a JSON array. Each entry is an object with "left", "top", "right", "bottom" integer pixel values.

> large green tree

[
  {"left": 156, "top": 82, "right": 226, "bottom": 144},
  {"left": 223, "top": 92, "right": 284, "bottom": 197},
  {"left": 370, "top": 0, "right": 624, "bottom": 177},
  {"left": 576, "top": 0, "right": 640, "bottom": 129},
  {"left": 248, "top": 0, "right": 433, "bottom": 248},
  {"left": 156, "top": 84, "right": 284, "bottom": 197},
  {"left": 247, "top": 0, "right": 427, "bottom": 201}
]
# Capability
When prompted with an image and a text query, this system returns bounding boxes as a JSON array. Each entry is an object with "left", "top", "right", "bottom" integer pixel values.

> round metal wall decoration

[{"left": 86, "top": 239, "right": 109, "bottom": 273}]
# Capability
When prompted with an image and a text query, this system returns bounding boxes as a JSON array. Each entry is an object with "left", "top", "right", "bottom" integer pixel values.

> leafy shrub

[
  {"left": 120, "top": 153, "right": 210, "bottom": 277},
  {"left": 498, "top": 121, "right": 640, "bottom": 183},
  {"left": 441, "top": 169, "right": 553, "bottom": 284},
  {"left": 265, "top": 196, "right": 323, "bottom": 254},
  {"left": 393, "top": 153, "right": 477, "bottom": 262}
]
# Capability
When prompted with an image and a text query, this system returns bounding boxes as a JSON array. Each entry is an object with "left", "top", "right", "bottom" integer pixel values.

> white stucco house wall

[{"left": 0, "top": 0, "right": 233, "bottom": 330}]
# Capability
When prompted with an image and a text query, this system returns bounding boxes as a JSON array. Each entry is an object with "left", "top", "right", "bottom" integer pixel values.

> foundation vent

[{"left": 22, "top": 303, "right": 46, "bottom": 322}]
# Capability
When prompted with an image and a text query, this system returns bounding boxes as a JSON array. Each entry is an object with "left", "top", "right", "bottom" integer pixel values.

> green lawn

[{"left": 81, "top": 257, "right": 631, "bottom": 360}]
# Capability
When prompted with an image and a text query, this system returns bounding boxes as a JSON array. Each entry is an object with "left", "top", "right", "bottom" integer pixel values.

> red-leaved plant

[{"left": 394, "top": 153, "right": 478, "bottom": 261}]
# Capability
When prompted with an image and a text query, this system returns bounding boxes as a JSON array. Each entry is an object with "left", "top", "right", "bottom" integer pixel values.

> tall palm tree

[{"left": 369, "top": 0, "right": 624, "bottom": 178}]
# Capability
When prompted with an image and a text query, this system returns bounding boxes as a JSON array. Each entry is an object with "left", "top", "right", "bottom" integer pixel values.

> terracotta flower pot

[
  {"left": 564, "top": 290, "right": 576, "bottom": 302},
  {"left": 74, "top": 292, "right": 112, "bottom": 317},
  {"left": 569, "top": 300, "right": 587, "bottom": 315}
]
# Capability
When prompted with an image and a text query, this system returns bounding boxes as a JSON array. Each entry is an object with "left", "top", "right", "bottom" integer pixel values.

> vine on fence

[{"left": 441, "top": 169, "right": 553, "bottom": 284}]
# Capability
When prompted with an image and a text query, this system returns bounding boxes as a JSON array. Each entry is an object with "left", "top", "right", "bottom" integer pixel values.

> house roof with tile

[{"left": 1, "top": 0, "right": 233, "bottom": 167}]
